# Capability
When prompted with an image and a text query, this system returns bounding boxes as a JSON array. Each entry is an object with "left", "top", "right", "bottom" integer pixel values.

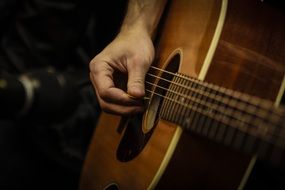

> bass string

[
  {"left": 147, "top": 66, "right": 277, "bottom": 115},
  {"left": 145, "top": 72, "right": 272, "bottom": 120},
  {"left": 147, "top": 66, "right": 283, "bottom": 116},
  {"left": 143, "top": 66, "right": 285, "bottom": 140},
  {"left": 144, "top": 88, "right": 285, "bottom": 145},
  {"left": 144, "top": 80, "right": 267, "bottom": 129},
  {"left": 145, "top": 69, "right": 282, "bottom": 125}
]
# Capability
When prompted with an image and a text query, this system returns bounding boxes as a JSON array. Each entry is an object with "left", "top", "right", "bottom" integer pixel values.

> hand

[{"left": 89, "top": 28, "right": 154, "bottom": 115}]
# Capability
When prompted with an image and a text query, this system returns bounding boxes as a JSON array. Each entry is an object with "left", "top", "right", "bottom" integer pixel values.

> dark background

[{"left": 0, "top": 0, "right": 126, "bottom": 189}]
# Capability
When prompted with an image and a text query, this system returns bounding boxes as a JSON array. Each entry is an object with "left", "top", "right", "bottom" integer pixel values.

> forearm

[
  {"left": 120, "top": 0, "right": 167, "bottom": 37},
  {"left": 90, "top": 0, "right": 167, "bottom": 115}
]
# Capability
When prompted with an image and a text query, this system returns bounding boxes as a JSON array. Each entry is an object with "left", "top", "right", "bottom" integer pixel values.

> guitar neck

[{"left": 159, "top": 73, "right": 285, "bottom": 167}]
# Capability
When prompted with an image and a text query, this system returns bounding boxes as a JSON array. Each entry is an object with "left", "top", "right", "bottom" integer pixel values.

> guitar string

[
  {"left": 144, "top": 88, "right": 285, "bottom": 146},
  {"left": 148, "top": 66, "right": 276, "bottom": 114},
  {"left": 145, "top": 72, "right": 282, "bottom": 125},
  {"left": 145, "top": 68, "right": 285, "bottom": 140},
  {"left": 145, "top": 69, "right": 282, "bottom": 123},
  {"left": 143, "top": 66, "right": 285, "bottom": 139},
  {"left": 145, "top": 80, "right": 267, "bottom": 126},
  {"left": 144, "top": 81, "right": 285, "bottom": 140},
  {"left": 146, "top": 72, "right": 263, "bottom": 116}
]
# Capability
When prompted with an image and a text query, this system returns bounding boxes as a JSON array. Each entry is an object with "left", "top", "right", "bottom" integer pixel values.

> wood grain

[
  {"left": 80, "top": 0, "right": 285, "bottom": 189},
  {"left": 80, "top": 0, "right": 221, "bottom": 189}
]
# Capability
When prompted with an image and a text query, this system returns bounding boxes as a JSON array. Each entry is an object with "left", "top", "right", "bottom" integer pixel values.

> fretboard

[{"left": 158, "top": 73, "right": 285, "bottom": 168}]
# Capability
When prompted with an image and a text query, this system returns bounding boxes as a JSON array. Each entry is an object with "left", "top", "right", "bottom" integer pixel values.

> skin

[{"left": 89, "top": 0, "right": 167, "bottom": 115}]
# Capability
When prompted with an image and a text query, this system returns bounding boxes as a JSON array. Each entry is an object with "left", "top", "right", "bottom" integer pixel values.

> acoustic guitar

[{"left": 80, "top": 0, "right": 285, "bottom": 189}]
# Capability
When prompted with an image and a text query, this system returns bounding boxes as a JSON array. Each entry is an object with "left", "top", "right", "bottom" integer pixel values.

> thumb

[{"left": 127, "top": 64, "right": 148, "bottom": 98}]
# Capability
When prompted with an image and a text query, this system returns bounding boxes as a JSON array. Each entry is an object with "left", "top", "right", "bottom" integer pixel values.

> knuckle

[
  {"left": 134, "top": 79, "right": 144, "bottom": 84},
  {"left": 89, "top": 61, "right": 98, "bottom": 73}
]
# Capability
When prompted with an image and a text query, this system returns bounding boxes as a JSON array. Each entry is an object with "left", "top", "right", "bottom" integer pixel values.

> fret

[
  {"left": 159, "top": 89, "right": 165, "bottom": 117},
  {"left": 163, "top": 76, "right": 176, "bottom": 121},
  {"left": 246, "top": 103, "right": 259, "bottom": 116},
  {"left": 207, "top": 84, "right": 222, "bottom": 140},
  {"left": 232, "top": 98, "right": 249, "bottom": 130},
  {"left": 255, "top": 106, "right": 269, "bottom": 120},
  {"left": 231, "top": 102, "right": 262, "bottom": 151},
  {"left": 214, "top": 87, "right": 229, "bottom": 143},
  {"left": 160, "top": 86, "right": 171, "bottom": 121},
  {"left": 231, "top": 94, "right": 253, "bottom": 150},
  {"left": 177, "top": 75, "right": 192, "bottom": 125},
  {"left": 212, "top": 95, "right": 228, "bottom": 142},
  {"left": 234, "top": 107, "right": 261, "bottom": 144},
  {"left": 236, "top": 104, "right": 258, "bottom": 154},
  {"left": 159, "top": 96, "right": 167, "bottom": 119},
  {"left": 221, "top": 89, "right": 236, "bottom": 146},
  {"left": 195, "top": 84, "right": 207, "bottom": 134},
  {"left": 181, "top": 79, "right": 196, "bottom": 129},
  {"left": 176, "top": 76, "right": 189, "bottom": 124},
  {"left": 169, "top": 76, "right": 182, "bottom": 124},
  {"left": 223, "top": 89, "right": 241, "bottom": 147},
  {"left": 200, "top": 83, "right": 225, "bottom": 139},
  {"left": 159, "top": 78, "right": 167, "bottom": 117},
  {"left": 158, "top": 73, "right": 167, "bottom": 118},
  {"left": 245, "top": 113, "right": 272, "bottom": 138},
  {"left": 167, "top": 84, "right": 177, "bottom": 120},
  {"left": 201, "top": 84, "right": 214, "bottom": 137},
  {"left": 186, "top": 81, "right": 200, "bottom": 131},
  {"left": 191, "top": 82, "right": 206, "bottom": 133},
  {"left": 159, "top": 89, "right": 168, "bottom": 120}
]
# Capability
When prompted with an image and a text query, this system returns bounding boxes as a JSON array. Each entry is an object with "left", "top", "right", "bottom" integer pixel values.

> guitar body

[{"left": 80, "top": 0, "right": 285, "bottom": 189}]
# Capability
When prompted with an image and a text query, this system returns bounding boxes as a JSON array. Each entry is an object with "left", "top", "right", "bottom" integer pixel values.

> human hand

[{"left": 89, "top": 28, "right": 154, "bottom": 115}]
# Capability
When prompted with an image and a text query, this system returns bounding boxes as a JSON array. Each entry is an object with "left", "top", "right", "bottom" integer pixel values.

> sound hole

[
  {"left": 116, "top": 114, "right": 153, "bottom": 162},
  {"left": 143, "top": 51, "right": 181, "bottom": 132},
  {"left": 116, "top": 50, "right": 181, "bottom": 162}
]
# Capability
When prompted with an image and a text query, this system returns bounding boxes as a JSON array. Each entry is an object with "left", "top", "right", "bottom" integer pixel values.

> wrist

[
  {"left": 120, "top": 0, "right": 167, "bottom": 38},
  {"left": 120, "top": 19, "right": 152, "bottom": 39}
]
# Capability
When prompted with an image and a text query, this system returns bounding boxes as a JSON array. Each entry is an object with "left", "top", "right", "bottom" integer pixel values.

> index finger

[{"left": 90, "top": 69, "right": 143, "bottom": 106}]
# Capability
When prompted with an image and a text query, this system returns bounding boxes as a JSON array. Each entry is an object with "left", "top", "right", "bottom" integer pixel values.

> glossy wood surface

[
  {"left": 206, "top": 0, "right": 285, "bottom": 100},
  {"left": 80, "top": 0, "right": 222, "bottom": 189},
  {"left": 80, "top": 0, "right": 285, "bottom": 189},
  {"left": 157, "top": 1, "right": 285, "bottom": 189}
]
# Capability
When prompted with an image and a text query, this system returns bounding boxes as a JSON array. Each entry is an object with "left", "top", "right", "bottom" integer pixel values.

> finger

[
  {"left": 100, "top": 101, "right": 145, "bottom": 115},
  {"left": 95, "top": 88, "right": 145, "bottom": 115},
  {"left": 127, "top": 62, "right": 148, "bottom": 98},
  {"left": 90, "top": 71, "right": 143, "bottom": 106}
]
